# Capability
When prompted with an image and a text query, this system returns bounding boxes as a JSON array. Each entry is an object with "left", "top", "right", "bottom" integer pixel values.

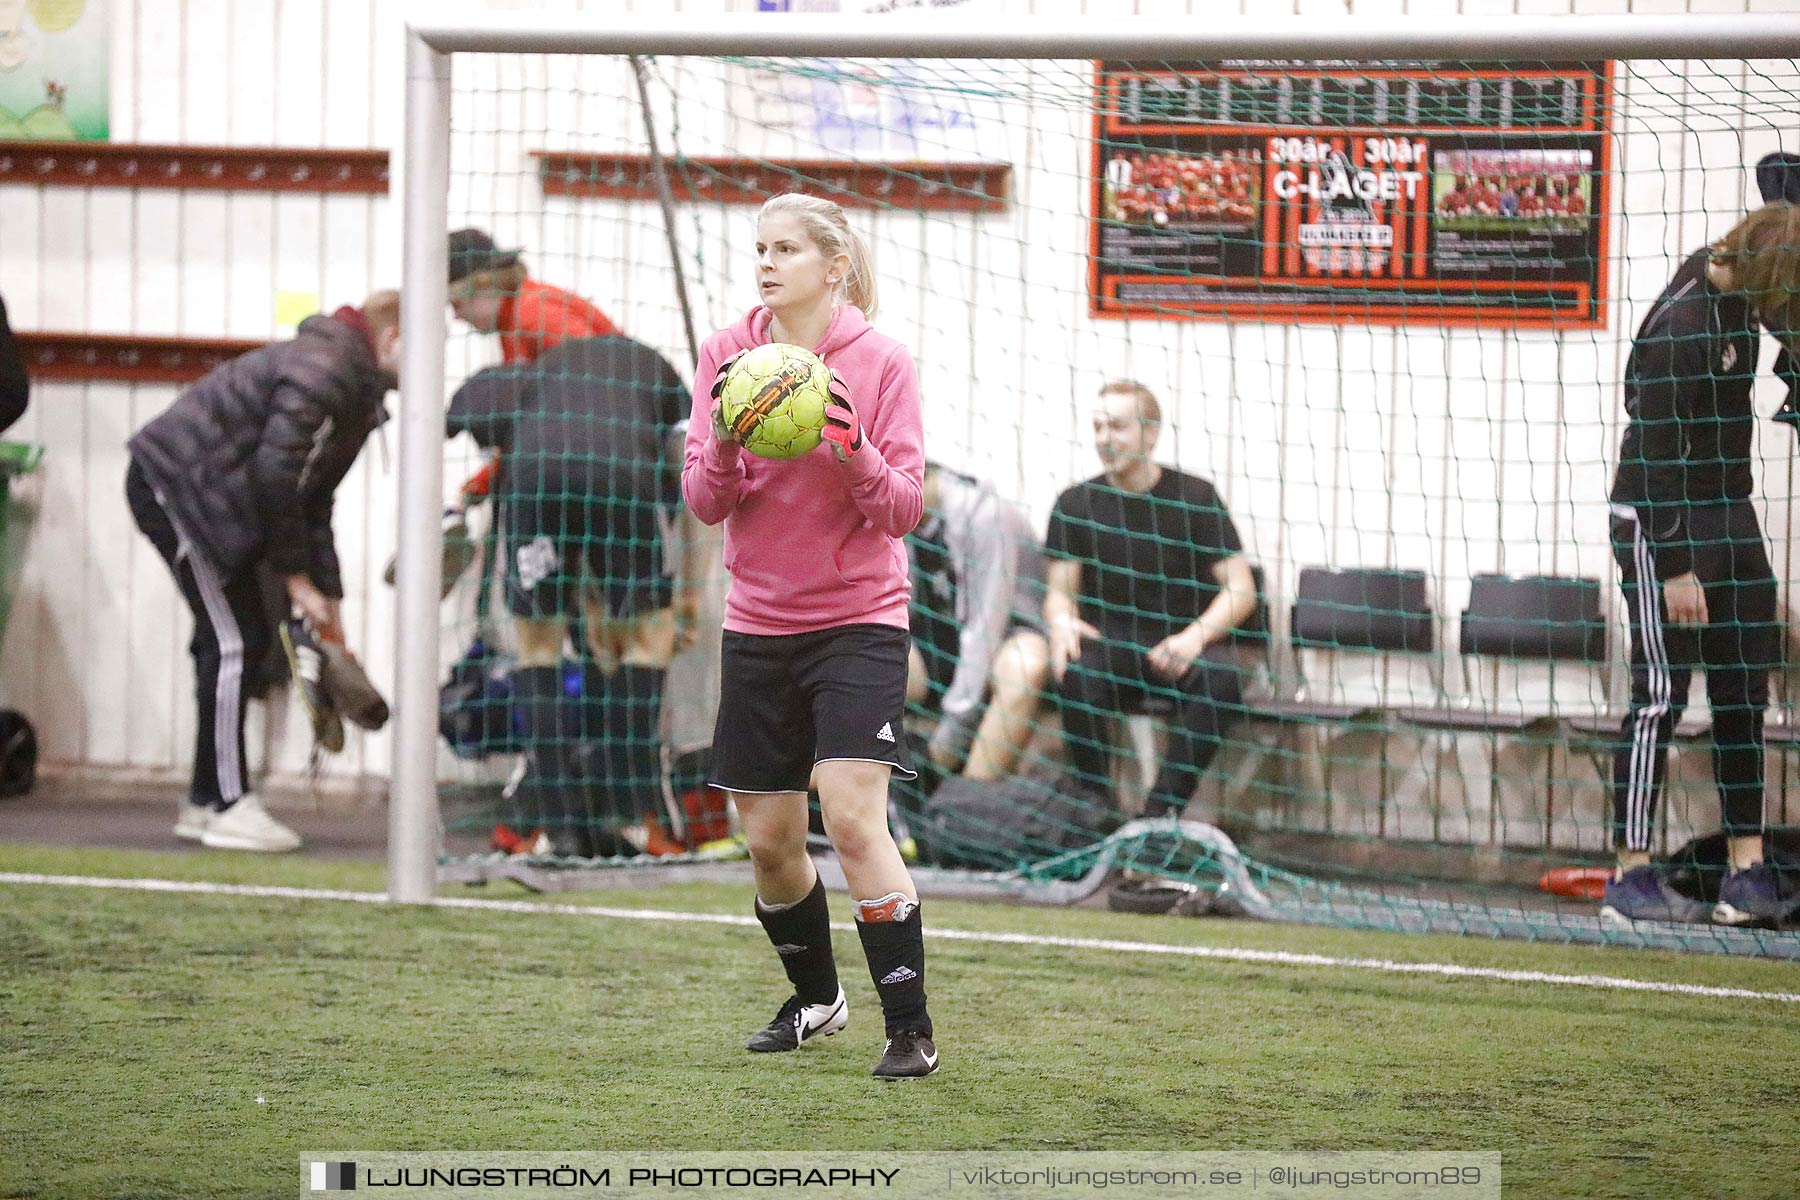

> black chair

[
  {"left": 1241, "top": 567, "right": 1441, "bottom": 833},
  {"left": 1398, "top": 574, "right": 1611, "bottom": 846},
  {"left": 1281, "top": 566, "right": 1440, "bottom": 716},
  {"left": 1401, "top": 574, "right": 1608, "bottom": 733},
  {"left": 1291, "top": 566, "right": 1435, "bottom": 657},
  {"left": 1461, "top": 574, "right": 1607, "bottom": 661}
]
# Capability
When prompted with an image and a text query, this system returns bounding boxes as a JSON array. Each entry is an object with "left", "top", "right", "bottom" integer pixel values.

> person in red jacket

[
  {"left": 682, "top": 193, "right": 937, "bottom": 1081},
  {"left": 446, "top": 228, "right": 618, "bottom": 364}
]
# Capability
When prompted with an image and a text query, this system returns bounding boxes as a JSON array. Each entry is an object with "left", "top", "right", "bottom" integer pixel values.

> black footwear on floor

[
  {"left": 872, "top": 1029, "right": 940, "bottom": 1079},
  {"left": 548, "top": 824, "right": 599, "bottom": 860},
  {"left": 745, "top": 987, "right": 848, "bottom": 1053},
  {"left": 1598, "top": 864, "right": 1711, "bottom": 925},
  {"left": 1713, "top": 863, "right": 1800, "bottom": 927}
]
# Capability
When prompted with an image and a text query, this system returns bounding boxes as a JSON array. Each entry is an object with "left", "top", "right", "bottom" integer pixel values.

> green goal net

[{"left": 426, "top": 43, "right": 1800, "bottom": 958}]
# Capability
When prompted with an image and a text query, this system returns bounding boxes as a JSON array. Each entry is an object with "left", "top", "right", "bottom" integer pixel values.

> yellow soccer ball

[{"left": 717, "top": 342, "right": 832, "bottom": 461}]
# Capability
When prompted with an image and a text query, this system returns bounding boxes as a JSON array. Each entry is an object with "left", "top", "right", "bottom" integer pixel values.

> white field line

[{"left": 4, "top": 871, "right": 1797, "bottom": 1004}]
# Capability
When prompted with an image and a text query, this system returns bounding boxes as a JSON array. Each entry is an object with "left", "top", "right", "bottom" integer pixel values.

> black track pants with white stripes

[
  {"left": 127, "top": 459, "right": 274, "bottom": 808},
  {"left": 1610, "top": 501, "right": 1776, "bottom": 852}
]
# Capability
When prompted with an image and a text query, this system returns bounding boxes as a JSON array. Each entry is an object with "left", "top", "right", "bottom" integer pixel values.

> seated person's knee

[
  {"left": 992, "top": 631, "right": 1051, "bottom": 695},
  {"left": 513, "top": 617, "right": 564, "bottom": 668}
]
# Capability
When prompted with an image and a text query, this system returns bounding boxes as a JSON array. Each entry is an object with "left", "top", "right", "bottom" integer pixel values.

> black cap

[
  {"left": 1756, "top": 151, "right": 1800, "bottom": 205},
  {"left": 448, "top": 228, "right": 523, "bottom": 285}
]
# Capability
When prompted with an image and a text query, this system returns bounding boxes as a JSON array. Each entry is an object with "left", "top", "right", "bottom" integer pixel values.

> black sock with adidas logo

[
  {"left": 854, "top": 895, "right": 930, "bottom": 1037},
  {"left": 754, "top": 875, "right": 839, "bottom": 1006}
]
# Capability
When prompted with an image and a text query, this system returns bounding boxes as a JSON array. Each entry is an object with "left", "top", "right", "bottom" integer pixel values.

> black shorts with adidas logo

[{"left": 709, "top": 623, "right": 916, "bottom": 794}]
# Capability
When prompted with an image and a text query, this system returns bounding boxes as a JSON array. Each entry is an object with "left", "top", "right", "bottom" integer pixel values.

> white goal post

[{"left": 394, "top": 12, "right": 1800, "bottom": 903}]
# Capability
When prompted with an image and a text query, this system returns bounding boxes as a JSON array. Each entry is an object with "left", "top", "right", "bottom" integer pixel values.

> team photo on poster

[{"left": 1091, "top": 60, "right": 1612, "bottom": 328}]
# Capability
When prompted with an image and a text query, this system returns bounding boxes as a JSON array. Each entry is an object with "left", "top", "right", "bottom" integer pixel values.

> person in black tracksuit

[
  {"left": 126, "top": 294, "right": 401, "bottom": 852},
  {"left": 447, "top": 335, "right": 692, "bottom": 859},
  {"left": 1603, "top": 204, "right": 1800, "bottom": 927}
]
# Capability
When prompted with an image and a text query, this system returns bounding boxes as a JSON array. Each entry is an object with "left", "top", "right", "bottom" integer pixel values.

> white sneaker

[
  {"left": 173, "top": 803, "right": 213, "bottom": 842},
  {"left": 200, "top": 794, "right": 302, "bottom": 853}
]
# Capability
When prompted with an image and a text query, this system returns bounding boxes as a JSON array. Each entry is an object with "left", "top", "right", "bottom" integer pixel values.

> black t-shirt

[
  {"left": 1045, "top": 468, "right": 1243, "bottom": 643},
  {"left": 447, "top": 334, "right": 687, "bottom": 506}
]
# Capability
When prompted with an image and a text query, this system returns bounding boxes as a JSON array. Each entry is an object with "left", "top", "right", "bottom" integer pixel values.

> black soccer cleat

[
  {"left": 280, "top": 619, "right": 345, "bottom": 754},
  {"left": 872, "top": 1029, "right": 940, "bottom": 1080},
  {"left": 745, "top": 987, "right": 847, "bottom": 1053}
]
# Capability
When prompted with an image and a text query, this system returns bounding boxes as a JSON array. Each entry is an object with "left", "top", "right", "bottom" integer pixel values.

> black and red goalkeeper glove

[
  {"left": 822, "top": 373, "right": 863, "bottom": 462},
  {"left": 709, "top": 349, "right": 749, "bottom": 445}
]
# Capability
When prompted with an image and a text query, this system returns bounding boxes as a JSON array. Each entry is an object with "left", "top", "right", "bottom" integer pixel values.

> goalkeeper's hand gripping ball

[{"left": 713, "top": 342, "right": 833, "bottom": 460}]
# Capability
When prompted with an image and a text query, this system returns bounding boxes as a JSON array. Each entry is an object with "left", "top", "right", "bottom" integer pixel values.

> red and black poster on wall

[{"left": 1089, "top": 61, "right": 1613, "bottom": 329}]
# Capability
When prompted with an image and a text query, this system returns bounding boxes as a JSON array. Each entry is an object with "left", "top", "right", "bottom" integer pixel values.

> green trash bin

[{"left": 0, "top": 440, "right": 43, "bottom": 796}]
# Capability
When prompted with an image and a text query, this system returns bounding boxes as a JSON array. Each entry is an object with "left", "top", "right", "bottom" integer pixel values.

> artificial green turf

[{"left": 2, "top": 844, "right": 1797, "bottom": 1200}]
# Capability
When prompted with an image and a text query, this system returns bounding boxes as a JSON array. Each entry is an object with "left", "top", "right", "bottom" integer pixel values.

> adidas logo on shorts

[
  {"left": 879, "top": 965, "right": 918, "bottom": 985},
  {"left": 876, "top": 722, "right": 896, "bottom": 743}
]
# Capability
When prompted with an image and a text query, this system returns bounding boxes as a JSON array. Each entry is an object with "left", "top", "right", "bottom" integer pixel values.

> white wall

[{"left": 1, "top": 0, "right": 1797, "bottom": 850}]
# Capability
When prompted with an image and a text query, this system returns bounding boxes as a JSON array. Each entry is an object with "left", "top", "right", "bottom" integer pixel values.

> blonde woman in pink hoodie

[{"left": 682, "top": 193, "right": 937, "bottom": 1080}]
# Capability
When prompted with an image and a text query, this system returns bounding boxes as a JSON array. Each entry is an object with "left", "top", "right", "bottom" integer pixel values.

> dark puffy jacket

[
  {"left": 0, "top": 293, "right": 28, "bottom": 436},
  {"left": 128, "top": 313, "right": 390, "bottom": 597}
]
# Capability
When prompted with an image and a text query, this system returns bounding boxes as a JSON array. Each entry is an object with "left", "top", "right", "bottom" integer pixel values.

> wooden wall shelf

[
  {"left": 17, "top": 332, "right": 261, "bottom": 384},
  {"left": 534, "top": 151, "right": 1010, "bottom": 214},
  {"left": 0, "top": 142, "right": 389, "bottom": 194}
]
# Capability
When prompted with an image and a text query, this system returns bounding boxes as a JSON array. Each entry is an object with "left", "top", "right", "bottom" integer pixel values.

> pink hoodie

[{"left": 682, "top": 305, "right": 924, "bottom": 636}]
